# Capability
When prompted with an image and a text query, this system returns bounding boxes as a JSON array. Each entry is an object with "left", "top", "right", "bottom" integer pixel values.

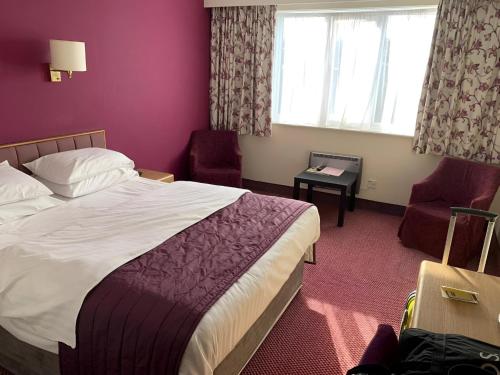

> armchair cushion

[{"left": 191, "top": 167, "right": 242, "bottom": 188}]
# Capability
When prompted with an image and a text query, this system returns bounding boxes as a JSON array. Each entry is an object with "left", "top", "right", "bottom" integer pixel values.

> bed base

[
  {"left": 215, "top": 255, "right": 304, "bottom": 374},
  {"left": 0, "top": 326, "right": 59, "bottom": 375},
  {"left": 0, "top": 256, "right": 305, "bottom": 375}
]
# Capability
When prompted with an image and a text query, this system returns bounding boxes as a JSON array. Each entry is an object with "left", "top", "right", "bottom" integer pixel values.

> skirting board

[{"left": 243, "top": 178, "right": 406, "bottom": 216}]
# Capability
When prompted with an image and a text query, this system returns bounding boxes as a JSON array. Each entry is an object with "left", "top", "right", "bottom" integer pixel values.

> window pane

[
  {"left": 272, "top": 16, "right": 329, "bottom": 125},
  {"left": 379, "top": 11, "right": 436, "bottom": 135},
  {"left": 327, "top": 14, "right": 384, "bottom": 128},
  {"left": 272, "top": 8, "right": 437, "bottom": 136}
]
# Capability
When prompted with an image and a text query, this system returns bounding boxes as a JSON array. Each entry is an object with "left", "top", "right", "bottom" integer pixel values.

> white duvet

[{"left": 0, "top": 178, "right": 320, "bottom": 374}]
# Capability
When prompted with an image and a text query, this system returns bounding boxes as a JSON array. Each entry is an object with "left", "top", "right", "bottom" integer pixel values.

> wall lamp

[{"left": 49, "top": 40, "right": 86, "bottom": 82}]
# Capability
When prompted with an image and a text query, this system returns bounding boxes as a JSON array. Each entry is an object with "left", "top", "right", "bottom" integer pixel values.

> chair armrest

[
  {"left": 409, "top": 179, "right": 440, "bottom": 204},
  {"left": 234, "top": 148, "right": 242, "bottom": 170},
  {"left": 189, "top": 147, "right": 200, "bottom": 171},
  {"left": 470, "top": 195, "right": 494, "bottom": 211},
  {"left": 463, "top": 196, "right": 496, "bottom": 234}
]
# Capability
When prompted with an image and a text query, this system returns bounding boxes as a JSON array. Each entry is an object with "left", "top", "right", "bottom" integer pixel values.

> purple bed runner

[{"left": 59, "top": 192, "right": 312, "bottom": 375}]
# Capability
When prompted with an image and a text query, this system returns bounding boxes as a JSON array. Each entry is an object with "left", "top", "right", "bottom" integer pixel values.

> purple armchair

[
  {"left": 189, "top": 130, "right": 242, "bottom": 188},
  {"left": 398, "top": 157, "right": 500, "bottom": 267}
]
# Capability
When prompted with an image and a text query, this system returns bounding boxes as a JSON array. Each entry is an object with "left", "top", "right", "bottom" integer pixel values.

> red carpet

[{"left": 242, "top": 202, "right": 434, "bottom": 375}]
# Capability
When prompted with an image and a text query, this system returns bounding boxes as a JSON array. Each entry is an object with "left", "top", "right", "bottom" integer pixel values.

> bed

[{"left": 0, "top": 130, "right": 320, "bottom": 375}]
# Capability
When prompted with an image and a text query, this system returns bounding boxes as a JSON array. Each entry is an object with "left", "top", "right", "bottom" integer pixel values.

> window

[{"left": 272, "top": 8, "right": 437, "bottom": 136}]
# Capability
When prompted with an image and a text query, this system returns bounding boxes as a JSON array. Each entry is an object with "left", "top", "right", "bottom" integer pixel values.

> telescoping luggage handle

[{"left": 442, "top": 207, "right": 499, "bottom": 273}]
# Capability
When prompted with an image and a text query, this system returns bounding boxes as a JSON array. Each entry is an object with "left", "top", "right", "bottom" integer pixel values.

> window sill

[{"left": 273, "top": 122, "right": 415, "bottom": 139}]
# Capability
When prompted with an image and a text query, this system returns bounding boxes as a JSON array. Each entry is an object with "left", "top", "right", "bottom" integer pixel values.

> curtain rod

[{"left": 204, "top": 0, "right": 439, "bottom": 8}]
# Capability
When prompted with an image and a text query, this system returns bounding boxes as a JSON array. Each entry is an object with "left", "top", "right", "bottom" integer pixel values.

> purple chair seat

[{"left": 193, "top": 166, "right": 241, "bottom": 187}]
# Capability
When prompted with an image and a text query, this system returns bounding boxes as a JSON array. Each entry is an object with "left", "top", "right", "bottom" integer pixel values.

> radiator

[{"left": 308, "top": 152, "right": 363, "bottom": 193}]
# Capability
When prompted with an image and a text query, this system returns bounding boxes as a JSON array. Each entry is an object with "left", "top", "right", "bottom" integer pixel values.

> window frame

[{"left": 271, "top": 6, "right": 438, "bottom": 137}]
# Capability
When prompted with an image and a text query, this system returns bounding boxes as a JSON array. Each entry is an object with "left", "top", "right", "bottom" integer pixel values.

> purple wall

[{"left": 0, "top": 1, "right": 210, "bottom": 179}]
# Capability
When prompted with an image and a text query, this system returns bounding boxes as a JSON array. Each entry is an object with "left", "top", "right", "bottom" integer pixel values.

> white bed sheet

[{"left": 0, "top": 178, "right": 320, "bottom": 374}]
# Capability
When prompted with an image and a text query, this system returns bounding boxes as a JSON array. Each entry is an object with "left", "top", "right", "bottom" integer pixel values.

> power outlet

[{"left": 367, "top": 179, "right": 377, "bottom": 190}]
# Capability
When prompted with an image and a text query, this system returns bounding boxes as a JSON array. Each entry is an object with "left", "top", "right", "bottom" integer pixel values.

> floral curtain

[
  {"left": 210, "top": 6, "right": 276, "bottom": 137},
  {"left": 413, "top": 0, "right": 500, "bottom": 163}
]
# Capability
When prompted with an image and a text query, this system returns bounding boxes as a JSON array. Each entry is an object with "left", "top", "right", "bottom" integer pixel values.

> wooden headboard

[{"left": 0, "top": 130, "right": 106, "bottom": 172}]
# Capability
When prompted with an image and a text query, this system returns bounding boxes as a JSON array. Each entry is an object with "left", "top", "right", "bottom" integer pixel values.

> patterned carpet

[
  {"left": 242, "top": 200, "right": 434, "bottom": 375},
  {"left": 1, "top": 192, "right": 497, "bottom": 375}
]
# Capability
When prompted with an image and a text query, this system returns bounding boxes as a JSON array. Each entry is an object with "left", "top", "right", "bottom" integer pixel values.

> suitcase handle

[
  {"left": 443, "top": 207, "right": 498, "bottom": 272},
  {"left": 451, "top": 207, "right": 498, "bottom": 222}
]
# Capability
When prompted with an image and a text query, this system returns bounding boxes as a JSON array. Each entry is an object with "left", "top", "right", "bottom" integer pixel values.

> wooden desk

[
  {"left": 137, "top": 168, "right": 174, "bottom": 183},
  {"left": 411, "top": 261, "right": 500, "bottom": 346}
]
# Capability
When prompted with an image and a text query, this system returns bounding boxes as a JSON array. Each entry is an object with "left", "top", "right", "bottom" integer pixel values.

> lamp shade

[{"left": 49, "top": 40, "right": 86, "bottom": 72}]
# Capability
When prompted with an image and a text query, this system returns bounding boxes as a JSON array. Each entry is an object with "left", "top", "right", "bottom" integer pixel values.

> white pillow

[
  {"left": 0, "top": 163, "right": 53, "bottom": 206},
  {"left": 0, "top": 160, "right": 8, "bottom": 166},
  {"left": 36, "top": 168, "right": 138, "bottom": 198},
  {"left": 24, "top": 148, "right": 135, "bottom": 185},
  {"left": 0, "top": 196, "right": 62, "bottom": 225}
]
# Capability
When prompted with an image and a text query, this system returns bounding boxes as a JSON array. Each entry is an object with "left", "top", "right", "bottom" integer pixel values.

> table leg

[
  {"left": 349, "top": 182, "right": 356, "bottom": 212},
  {"left": 307, "top": 184, "right": 313, "bottom": 203},
  {"left": 293, "top": 179, "right": 300, "bottom": 200},
  {"left": 338, "top": 187, "right": 346, "bottom": 227}
]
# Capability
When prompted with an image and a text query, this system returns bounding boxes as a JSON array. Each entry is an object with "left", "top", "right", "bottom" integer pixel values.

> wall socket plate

[
  {"left": 50, "top": 70, "right": 61, "bottom": 82},
  {"left": 367, "top": 179, "right": 377, "bottom": 190}
]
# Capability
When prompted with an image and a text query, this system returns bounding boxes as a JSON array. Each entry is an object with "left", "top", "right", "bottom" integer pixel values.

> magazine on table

[{"left": 306, "top": 166, "right": 344, "bottom": 177}]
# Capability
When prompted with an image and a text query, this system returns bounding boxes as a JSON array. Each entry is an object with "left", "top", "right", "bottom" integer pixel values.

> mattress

[{"left": 0, "top": 177, "right": 320, "bottom": 374}]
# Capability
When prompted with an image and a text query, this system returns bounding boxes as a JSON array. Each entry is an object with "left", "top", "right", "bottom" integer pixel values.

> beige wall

[{"left": 239, "top": 123, "right": 500, "bottom": 235}]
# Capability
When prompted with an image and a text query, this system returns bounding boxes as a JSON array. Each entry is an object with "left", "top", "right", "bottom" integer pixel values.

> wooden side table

[
  {"left": 137, "top": 168, "right": 174, "bottom": 183},
  {"left": 411, "top": 260, "right": 500, "bottom": 346}
]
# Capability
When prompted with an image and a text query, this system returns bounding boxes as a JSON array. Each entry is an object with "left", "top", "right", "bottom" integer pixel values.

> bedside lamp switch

[{"left": 50, "top": 70, "right": 62, "bottom": 82}]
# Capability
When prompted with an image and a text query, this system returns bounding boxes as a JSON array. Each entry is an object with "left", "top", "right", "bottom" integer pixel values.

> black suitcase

[
  {"left": 397, "top": 329, "right": 500, "bottom": 375},
  {"left": 347, "top": 328, "right": 500, "bottom": 375}
]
